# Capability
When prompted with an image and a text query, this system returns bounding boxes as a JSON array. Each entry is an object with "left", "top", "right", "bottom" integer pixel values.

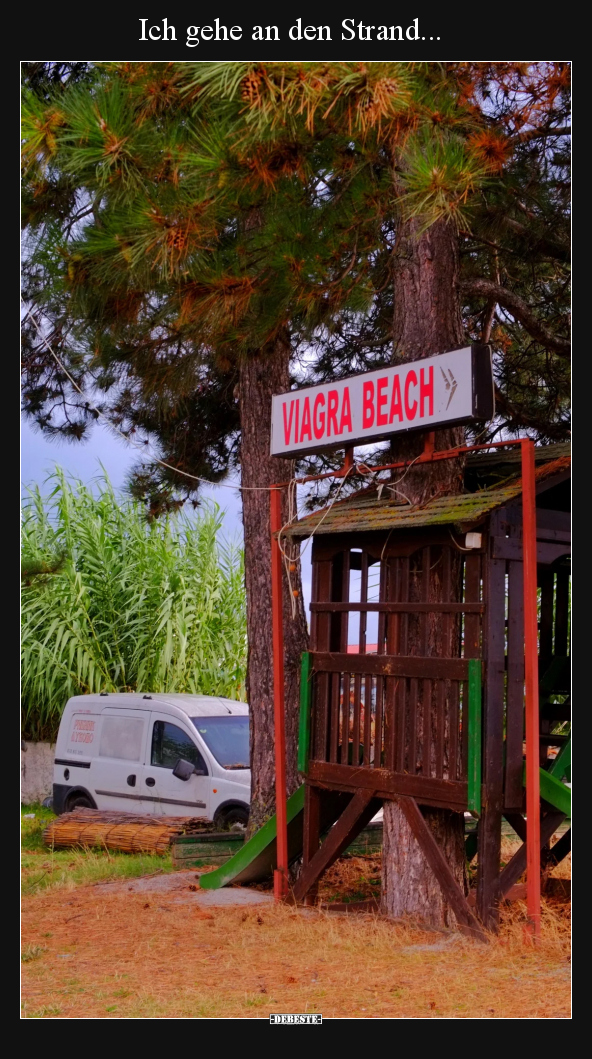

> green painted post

[
  {"left": 549, "top": 736, "right": 571, "bottom": 783},
  {"left": 297, "top": 652, "right": 313, "bottom": 773},
  {"left": 467, "top": 658, "right": 482, "bottom": 815}
]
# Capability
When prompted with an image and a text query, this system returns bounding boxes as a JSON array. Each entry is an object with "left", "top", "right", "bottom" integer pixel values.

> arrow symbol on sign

[{"left": 441, "top": 367, "right": 457, "bottom": 409}]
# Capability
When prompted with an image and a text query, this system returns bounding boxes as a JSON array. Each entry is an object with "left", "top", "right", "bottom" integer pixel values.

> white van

[{"left": 52, "top": 692, "right": 250, "bottom": 828}]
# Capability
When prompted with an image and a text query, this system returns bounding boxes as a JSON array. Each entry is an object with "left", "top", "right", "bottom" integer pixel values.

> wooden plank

[
  {"left": 499, "top": 505, "right": 570, "bottom": 535},
  {"left": 336, "top": 550, "right": 349, "bottom": 766},
  {"left": 503, "top": 812, "right": 527, "bottom": 842},
  {"left": 352, "top": 672, "right": 362, "bottom": 769},
  {"left": 535, "top": 527, "right": 571, "bottom": 543},
  {"left": 311, "top": 558, "right": 332, "bottom": 762},
  {"left": 435, "top": 548, "right": 451, "bottom": 780},
  {"left": 463, "top": 553, "right": 482, "bottom": 659},
  {"left": 297, "top": 652, "right": 312, "bottom": 774},
  {"left": 329, "top": 672, "right": 340, "bottom": 763},
  {"left": 329, "top": 550, "right": 345, "bottom": 652},
  {"left": 408, "top": 677, "right": 418, "bottom": 777},
  {"left": 467, "top": 659, "right": 482, "bottom": 814},
  {"left": 421, "top": 547, "right": 431, "bottom": 780},
  {"left": 302, "top": 784, "right": 321, "bottom": 905},
  {"left": 397, "top": 796, "right": 487, "bottom": 941},
  {"left": 505, "top": 555, "right": 525, "bottom": 808},
  {"left": 292, "top": 789, "right": 380, "bottom": 903},
  {"left": 310, "top": 602, "right": 485, "bottom": 613},
  {"left": 359, "top": 551, "right": 368, "bottom": 653},
  {"left": 363, "top": 674, "right": 372, "bottom": 767},
  {"left": 340, "top": 549, "right": 351, "bottom": 651},
  {"left": 384, "top": 558, "right": 399, "bottom": 773},
  {"left": 543, "top": 827, "right": 571, "bottom": 868},
  {"left": 476, "top": 515, "right": 506, "bottom": 930},
  {"left": 312, "top": 653, "right": 469, "bottom": 680},
  {"left": 396, "top": 557, "right": 410, "bottom": 773},
  {"left": 536, "top": 509, "right": 571, "bottom": 533},
  {"left": 499, "top": 811, "right": 566, "bottom": 897},
  {"left": 372, "top": 555, "right": 387, "bottom": 768},
  {"left": 340, "top": 672, "right": 351, "bottom": 766},
  {"left": 307, "top": 759, "right": 468, "bottom": 811},
  {"left": 491, "top": 538, "right": 570, "bottom": 563}
]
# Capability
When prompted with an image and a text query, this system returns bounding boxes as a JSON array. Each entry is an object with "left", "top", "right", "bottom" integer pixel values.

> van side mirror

[{"left": 172, "top": 758, "right": 205, "bottom": 781}]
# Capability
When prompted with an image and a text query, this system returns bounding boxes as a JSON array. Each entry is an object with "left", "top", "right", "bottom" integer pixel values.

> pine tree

[
  {"left": 192, "top": 60, "right": 570, "bottom": 926},
  {"left": 22, "top": 63, "right": 570, "bottom": 913},
  {"left": 21, "top": 62, "right": 384, "bottom": 831}
]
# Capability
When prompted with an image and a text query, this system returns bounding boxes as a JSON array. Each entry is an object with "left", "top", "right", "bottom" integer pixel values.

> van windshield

[{"left": 191, "top": 716, "right": 249, "bottom": 769}]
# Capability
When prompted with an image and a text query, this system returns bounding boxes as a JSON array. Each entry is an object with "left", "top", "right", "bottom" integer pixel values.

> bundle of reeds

[{"left": 42, "top": 808, "right": 214, "bottom": 854}]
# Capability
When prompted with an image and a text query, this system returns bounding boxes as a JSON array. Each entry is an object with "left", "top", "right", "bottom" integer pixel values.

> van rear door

[{"left": 92, "top": 709, "right": 152, "bottom": 812}]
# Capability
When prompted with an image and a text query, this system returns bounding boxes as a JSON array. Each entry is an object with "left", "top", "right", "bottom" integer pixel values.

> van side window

[
  {"left": 151, "top": 721, "right": 207, "bottom": 774},
  {"left": 99, "top": 717, "right": 144, "bottom": 761}
]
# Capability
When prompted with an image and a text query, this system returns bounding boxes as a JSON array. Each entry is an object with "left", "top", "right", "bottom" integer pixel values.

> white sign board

[{"left": 271, "top": 345, "right": 493, "bottom": 458}]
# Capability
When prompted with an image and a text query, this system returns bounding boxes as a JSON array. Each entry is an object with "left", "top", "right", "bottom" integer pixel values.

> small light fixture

[{"left": 465, "top": 532, "right": 482, "bottom": 550}]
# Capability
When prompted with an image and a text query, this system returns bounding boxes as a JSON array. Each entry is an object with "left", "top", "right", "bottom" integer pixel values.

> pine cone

[
  {"left": 377, "top": 78, "right": 400, "bottom": 95},
  {"left": 168, "top": 227, "right": 188, "bottom": 252},
  {"left": 241, "top": 72, "right": 262, "bottom": 104}
]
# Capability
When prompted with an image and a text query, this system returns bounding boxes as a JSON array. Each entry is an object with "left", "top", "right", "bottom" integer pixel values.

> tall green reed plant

[{"left": 21, "top": 468, "right": 246, "bottom": 741}]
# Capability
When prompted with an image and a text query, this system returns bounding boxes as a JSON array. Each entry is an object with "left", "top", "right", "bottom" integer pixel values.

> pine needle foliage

[
  {"left": 21, "top": 61, "right": 570, "bottom": 497},
  {"left": 21, "top": 469, "right": 246, "bottom": 741}
]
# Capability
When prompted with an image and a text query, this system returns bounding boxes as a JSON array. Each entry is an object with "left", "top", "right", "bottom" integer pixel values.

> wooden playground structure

[{"left": 270, "top": 437, "right": 571, "bottom": 937}]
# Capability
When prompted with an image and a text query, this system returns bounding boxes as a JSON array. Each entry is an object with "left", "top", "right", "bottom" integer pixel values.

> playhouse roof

[{"left": 283, "top": 446, "right": 570, "bottom": 539}]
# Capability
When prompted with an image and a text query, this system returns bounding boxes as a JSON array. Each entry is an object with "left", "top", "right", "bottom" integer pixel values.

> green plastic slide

[
  {"left": 199, "top": 785, "right": 306, "bottom": 889},
  {"left": 199, "top": 784, "right": 353, "bottom": 890}
]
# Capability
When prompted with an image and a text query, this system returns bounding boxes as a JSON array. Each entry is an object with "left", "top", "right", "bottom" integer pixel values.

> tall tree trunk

[
  {"left": 239, "top": 328, "right": 309, "bottom": 836},
  {"left": 382, "top": 217, "right": 468, "bottom": 928}
]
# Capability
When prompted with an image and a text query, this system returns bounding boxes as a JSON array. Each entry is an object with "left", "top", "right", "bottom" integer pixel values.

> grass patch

[
  {"left": 22, "top": 944, "right": 47, "bottom": 963},
  {"left": 21, "top": 808, "right": 570, "bottom": 1018},
  {"left": 21, "top": 889, "right": 571, "bottom": 1019},
  {"left": 21, "top": 804, "right": 175, "bottom": 896}
]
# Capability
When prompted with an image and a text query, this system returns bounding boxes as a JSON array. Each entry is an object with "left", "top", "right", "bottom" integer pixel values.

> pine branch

[
  {"left": 509, "top": 126, "right": 571, "bottom": 146},
  {"left": 458, "top": 278, "right": 570, "bottom": 358}
]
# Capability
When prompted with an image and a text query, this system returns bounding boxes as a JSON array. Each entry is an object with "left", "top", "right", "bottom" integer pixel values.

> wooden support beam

[
  {"left": 397, "top": 796, "right": 487, "bottom": 942},
  {"left": 292, "top": 789, "right": 380, "bottom": 904},
  {"left": 310, "top": 602, "right": 485, "bottom": 614},
  {"left": 499, "top": 811, "right": 566, "bottom": 897},
  {"left": 307, "top": 759, "right": 468, "bottom": 811},
  {"left": 543, "top": 827, "right": 571, "bottom": 869},
  {"left": 312, "top": 653, "right": 469, "bottom": 680},
  {"left": 302, "top": 783, "right": 321, "bottom": 907},
  {"left": 503, "top": 812, "right": 527, "bottom": 843}
]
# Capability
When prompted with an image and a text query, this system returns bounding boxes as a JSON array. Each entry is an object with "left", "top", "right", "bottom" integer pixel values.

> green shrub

[{"left": 21, "top": 469, "right": 246, "bottom": 740}]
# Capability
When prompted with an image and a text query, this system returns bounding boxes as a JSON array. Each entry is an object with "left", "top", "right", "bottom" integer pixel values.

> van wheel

[
  {"left": 65, "top": 792, "right": 96, "bottom": 812},
  {"left": 214, "top": 806, "right": 249, "bottom": 831}
]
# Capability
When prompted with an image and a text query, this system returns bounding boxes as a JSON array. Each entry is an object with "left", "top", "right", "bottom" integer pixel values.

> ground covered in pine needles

[{"left": 21, "top": 808, "right": 570, "bottom": 1019}]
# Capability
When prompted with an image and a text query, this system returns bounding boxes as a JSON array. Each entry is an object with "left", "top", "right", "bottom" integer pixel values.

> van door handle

[
  {"left": 145, "top": 777, "right": 156, "bottom": 787},
  {"left": 127, "top": 775, "right": 136, "bottom": 787}
]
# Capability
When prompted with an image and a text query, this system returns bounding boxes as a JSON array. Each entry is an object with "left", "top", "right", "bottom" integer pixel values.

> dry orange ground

[{"left": 21, "top": 882, "right": 570, "bottom": 1019}]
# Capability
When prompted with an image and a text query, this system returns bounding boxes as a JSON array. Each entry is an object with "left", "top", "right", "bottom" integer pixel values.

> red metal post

[
  {"left": 521, "top": 438, "right": 541, "bottom": 937},
  {"left": 270, "top": 486, "right": 289, "bottom": 900}
]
